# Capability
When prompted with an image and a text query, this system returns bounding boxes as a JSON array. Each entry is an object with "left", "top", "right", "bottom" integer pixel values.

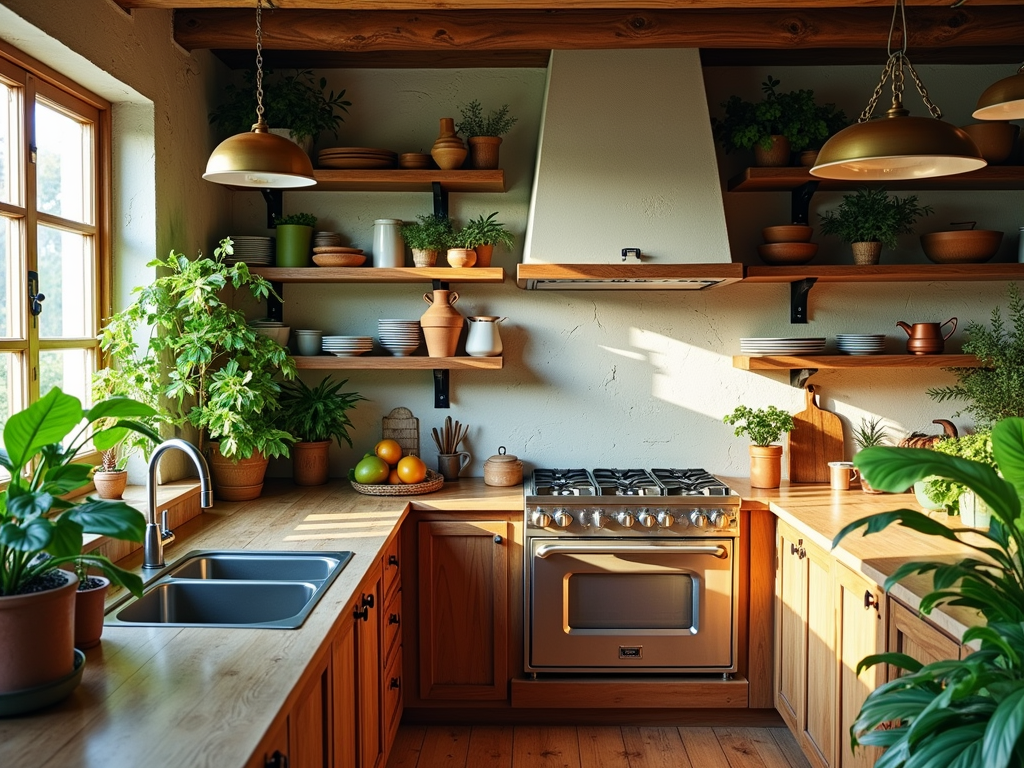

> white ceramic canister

[
  {"left": 373, "top": 218, "right": 405, "bottom": 268},
  {"left": 465, "top": 316, "right": 505, "bottom": 357}
]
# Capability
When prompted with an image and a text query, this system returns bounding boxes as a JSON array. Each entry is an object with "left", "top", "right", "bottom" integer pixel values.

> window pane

[
  {"left": 39, "top": 348, "right": 92, "bottom": 406},
  {"left": 0, "top": 79, "right": 17, "bottom": 206},
  {"left": 38, "top": 226, "right": 92, "bottom": 339},
  {"left": 35, "top": 100, "right": 90, "bottom": 224},
  {"left": 0, "top": 214, "right": 21, "bottom": 339},
  {"left": 0, "top": 350, "right": 23, "bottom": 436}
]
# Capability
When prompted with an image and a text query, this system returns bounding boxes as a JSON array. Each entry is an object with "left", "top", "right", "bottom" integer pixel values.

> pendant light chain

[{"left": 254, "top": 0, "right": 265, "bottom": 126}]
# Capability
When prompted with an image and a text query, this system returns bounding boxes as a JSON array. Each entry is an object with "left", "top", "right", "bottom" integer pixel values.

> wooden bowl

[
  {"left": 961, "top": 122, "right": 1019, "bottom": 164},
  {"left": 757, "top": 242, "right": 818, "bottom": 266},
  {"left": 312, "top": 253, "right": 367, "bottom": 268},
  {"left": 920, "top": 230, "right": 1003, "bottom": 264},
  {"left": 762, "top": 225, "right": 813, "bottom": 243}
]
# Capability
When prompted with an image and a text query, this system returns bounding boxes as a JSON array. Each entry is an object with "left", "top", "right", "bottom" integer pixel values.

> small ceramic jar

[{"left": 483, "top": 447, "right": 523, "bottom": 487}]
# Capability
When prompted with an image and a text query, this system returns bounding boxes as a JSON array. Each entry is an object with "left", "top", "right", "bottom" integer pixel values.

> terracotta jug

[
  {"left": 420, "top": 289, "right": 464, "bottom": 357},
  {"left": 897, "top": 317, "right": 957, "bottom": 355},
  {"left": 430, "top": 118, "right": 467, "bottom": 171}
]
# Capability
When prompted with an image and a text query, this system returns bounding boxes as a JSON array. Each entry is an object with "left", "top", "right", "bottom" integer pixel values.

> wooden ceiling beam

[
  {"left": 175, "top": 7, "right": 1024, "bottom": 54},
  {"left": 120, "top": 0, "right": 1023, "bottom": 9}
]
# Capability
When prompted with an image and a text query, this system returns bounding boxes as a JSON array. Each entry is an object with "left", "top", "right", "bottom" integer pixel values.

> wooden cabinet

[
  {"left": 355, "top": 571, "right": 384, "bottom": 768},
  {"left": 247, "top": 716, "right": 289, "bottom": 768},
  {"left": 888, "top": 597, "right": 960, "bottom": 675},
  {"left": 290, "top": 647, "right": 333, "bottom": 768}
]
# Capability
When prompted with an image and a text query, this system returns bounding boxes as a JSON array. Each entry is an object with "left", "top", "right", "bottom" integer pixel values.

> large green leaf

[
  {"left": 904, "top": 722, "right": 986, "bottom": 768},
  {"left": 982, "top": 686, "right": 1024, "bottom": 767},
  {"left": 84, "top": 396, "right": 156, "bottom": 422},
  {"left": 857, "top": 652, "right": 923, "bottom": 676},
  {"left": 47, "top": 515, "right": 84, "bottom": 559},
  {"left": 64, "top": 499, "right": 145, "bottom": 541},
  {"left": 0, "top": 516, "right": 53, "bottom": 551},
  {"left": 92, "top": 419, "right": 161, "bottom": 451},
  {"left": 834, "top": 509, "right": 969, "bottom": 550},
  {"left": 42, "top": 463, "right": 94, "bottom": 495},
  {"left": 993, "top": 418, "right": 1024, "bottom": 501},
  {"left": 1, "top": 388, "right": 83, "bottom": 470},
  {"left": 5, "top": 490, "right": 55, "bottom": 521}
]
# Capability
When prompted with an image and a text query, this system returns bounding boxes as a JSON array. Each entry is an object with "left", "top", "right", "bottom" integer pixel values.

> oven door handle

[{"left": 534, "top": 543, "right": 729, "bottom": 559}]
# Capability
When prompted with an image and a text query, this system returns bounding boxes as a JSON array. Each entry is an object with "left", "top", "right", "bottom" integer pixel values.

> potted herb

[
  {"left": 833, "top": 416, "right": 1024, "bottom": 765},
  {"left": 462, "top": 212, "right": 514, "bottom": 268},
  {"left": 277, "top": 376, "right": 365, "bottom": 486},
  {"left": 275, "top": 212, "right": 317, "bottom": 268},
  {"left": 99, "top": 238, "right": 297, "bottom": 501},
  {"left": 818, "top": 187, "right": 933, "bottom": 265},
  {"left": 0, "top": 388, "right": 156, "bottom": 704},
  {"left": 400, "top": 213, "right": 453, "bottom": 268},
  {"left": 921, "top": 431, "right": 996, "bottom": 526},
  {"left": 723, "top": 405, "right": 795, "bottom": 489},
  {"left": 443, "top": 224, "right": 480, "bottom": 268},
  {"left": 209, "top": 68, "right": 351, "bottom": 151},
  {"left": 852, "top": 417, "right": 889, "bottom": 494},
  {"left": 456, "top": 99, "right": 518, "bottom": 169},
  {"left": 73, "top": 557, "right": 110, "bottom": 650}
]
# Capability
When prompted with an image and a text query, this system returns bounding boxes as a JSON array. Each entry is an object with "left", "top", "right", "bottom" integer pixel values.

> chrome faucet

[{"left": 144, "top": 438, "right": 214, "bottom": 569}]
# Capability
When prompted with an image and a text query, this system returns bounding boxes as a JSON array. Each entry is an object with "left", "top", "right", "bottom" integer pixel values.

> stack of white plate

[
  {"left": 249, "top": 319, "right": 289, "bottom": 345},
  {"left": 226, "top": 235, "right": 274, "bottom": 265},
  {"left": 378, "top": 319, "right": 422, "bottom": 357},
  {"left": 322, "top": 335, "right": 373, "bottom": 357},
  {"left": 740, "top": 337, "right": 827, "bottom": 355},
  {"left": 836, "top": 334, "right": 886, "bottom": 355},
  {"left": 313, "top": 232, "right": 346, "bottom": 249}
]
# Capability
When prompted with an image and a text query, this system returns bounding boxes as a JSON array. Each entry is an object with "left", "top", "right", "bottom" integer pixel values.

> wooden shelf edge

[
  {"left": 250, "top": 267, "right": 505, "bottom": 284},
  {"left": 293, "top": 356, "right": 503, "bottom": 370},
  {"left": 516, "top": 263, "right": 744, "bottom": 289},
  {"left": 310, "top": 169, "right": 505, "bottom": 193},
  {"left": 727, "top": 165, "right": 1024, "bottom": 193},
  {"left": 733, "top": 354, "right": 982, "bottom": 371},
  {"left": 742, "top": 264, "right": 1024, "bottom": 283}
]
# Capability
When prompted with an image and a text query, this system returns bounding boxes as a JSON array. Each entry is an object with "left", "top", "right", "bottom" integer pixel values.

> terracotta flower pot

[
  {"left": 468, "top": 136, "right": 502, "bottom": 170},
  {"left": 74, "top": 575, "right": 110, "bottom": 650},
  {"left": 0, "top": 570, "right": 78, "bottom": 693},
  {"left": 93, "top": 469, "right": 128, "bottom": 500},
  {"left": 473, "top": 243, "right": 494, "bottom": 268},
  {"left": 292, "top": 440, "right": 332, "bottom": 486},
  {"left": 446, "top": 248, "right": 477, "bottom": 268},
  {"left": 749, "top": 444, "right": 783, "bottom": 489},
  {"left": 851, "top": 241, "right": 883, "bottom": 266},
  {"left": 753, "top": 135, "right": 791, "bottom": 167},
  {"left": 208, "top": 443, "right": 269, "bottom": 501}
]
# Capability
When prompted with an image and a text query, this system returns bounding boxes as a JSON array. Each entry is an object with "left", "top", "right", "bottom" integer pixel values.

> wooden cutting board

[{"left": 788, "top": 384, "right": 844, "bottom": 484}]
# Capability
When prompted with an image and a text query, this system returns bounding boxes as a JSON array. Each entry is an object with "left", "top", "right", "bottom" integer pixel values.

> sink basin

[{"left": 106, "top": 550, "right": 353, "bottom": 629}]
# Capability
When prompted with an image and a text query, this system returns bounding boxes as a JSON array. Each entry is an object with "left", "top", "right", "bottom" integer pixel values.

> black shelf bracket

[
  {"left": 433, "top": 369, "right": 450, "bottom": 408},
  {"left": 431, "top": 279, "right": 450, "bottom": 291},
  {"left": 790, "top": 181, "right": 819, "bottom": 225},
  {"left": 261, "top": 189, "right": 283, "bottom": 229},
  {"left": 432, "top": 181, "right": 448, "bottom": 219},
  {"left": 791, "top": 368, "right": 817, "bottom": 388},
  {"left": 790, "top": 277, "right": 817, "bottom": 324},
  {"left": 267, "top": 281, "right": 284, "bottom": 322}
]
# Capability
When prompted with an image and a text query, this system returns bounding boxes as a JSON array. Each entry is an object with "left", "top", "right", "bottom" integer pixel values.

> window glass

[
  {"left": 38, "top": 225, "right": 92, "bottom": 339},
  {"left": 0, "top": 350, "right": 21, "bottom": 437},
  {"left": 35, "top": 100, "right": 90, "bottom": 224},
  {"left": 39, "top": 348, "right": 92, "bottom": 405},
  {"left": 0, "top": 214, "right": 18, "bottom": 339},
  {"left": 0, "top": 79, "right": 14, "bottom": 206}
]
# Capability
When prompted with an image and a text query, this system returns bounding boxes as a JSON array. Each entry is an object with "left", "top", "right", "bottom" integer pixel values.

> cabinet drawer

[
  {"left": 384, "top": 648, "right": 404, "bottom": 752},
  {"left": 384, "top": 588, "right": 402, "bottom": 669},
  {"left": 383, "top": 536, "right": 401, "bottom": 600}
]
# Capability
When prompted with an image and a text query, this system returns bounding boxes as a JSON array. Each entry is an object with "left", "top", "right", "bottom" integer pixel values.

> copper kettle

[{"left": 896, "top": 318, "right": 957, "bottom": 355}]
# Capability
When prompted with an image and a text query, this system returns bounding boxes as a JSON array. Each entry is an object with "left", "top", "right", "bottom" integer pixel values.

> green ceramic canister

[{"left": 275, "top": 224, "right": 313, "bottom": 267}]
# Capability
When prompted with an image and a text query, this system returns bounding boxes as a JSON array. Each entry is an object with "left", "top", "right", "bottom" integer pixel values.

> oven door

[{"left": 528, "top": 538, "right": 736, "bottom": 672}]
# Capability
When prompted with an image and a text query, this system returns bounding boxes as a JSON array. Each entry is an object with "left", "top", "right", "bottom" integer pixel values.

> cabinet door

[
  {"left": 888, "top": 598, "right": 960, "bottom": 677},
  {"left": 356, "top": 575, "right": 384, "bottom": 768},
  {"left": 835, "top": 562, "right": 886, "bottom": 768},
  {"left": 246, "top": 715, "right": 289, "bottom": 768},
  {"left": 333, "top": 617, "right": 357, "bottom": 768},
  {"left": 290, "top": 648, "right": 332, "bottom": 768},
  {"left": 802, "top": 534, "right": 836, "bottom": 768},
  {"left": 418, "top": 519, "right": 510, "bottom": 700},
  {"left": 775, "top": 520, "right": 806, "bottom": 732}
]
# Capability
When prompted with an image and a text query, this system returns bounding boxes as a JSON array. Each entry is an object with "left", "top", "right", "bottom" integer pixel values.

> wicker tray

[{"left": 350, "top": 469, "right": 444, "bottom": 496}]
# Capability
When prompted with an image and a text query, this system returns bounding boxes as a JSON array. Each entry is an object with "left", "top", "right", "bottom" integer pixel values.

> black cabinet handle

[
  {"left": 388, "top": 554, "right": 399, "bottom": 567},
  {"left": 354, "top": 605, "right": 369, "bottom": 622},
  {"left": 266, "top": 750, "right": 289, "bottom": 768},
  {"left": 864, "top": 590, "right": 881, "bottom": 612},
  {"left": 362, "top": 593, "right": 375, "bottom": 609},
  {"left": 389, "top": 677, "right": 401, "bottom": 690},
  {"left": 388, "top": 613, "right": 400, "bottom": 626},
  {"left": 494, "top": 534, "right": 503, "bottom": 544}
]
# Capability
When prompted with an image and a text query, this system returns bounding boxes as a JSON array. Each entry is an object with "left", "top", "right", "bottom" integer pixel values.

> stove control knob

[
  {"left": 636, "top": 509, "right": 656, "bottom": 528},
  {"left": 615, "top": 511, "right": 635, "bottom": 528},
  {"left": 531, "top": 509, "right": 552, "bottom": 528},
  {"left": 589, "top": 509, "right": 607, "bottom": 529},
  {"left": 656, "top": 510, "right": 675, "bottom": 528},
  {"left": 689, "top": 510, "right": 709, "bottom": 529},
  {"left": 712, "top": 509, "right": 733, "bottom": 529},
  {"left": 552, "top": 509, "right": 573, "bottom": 528}
]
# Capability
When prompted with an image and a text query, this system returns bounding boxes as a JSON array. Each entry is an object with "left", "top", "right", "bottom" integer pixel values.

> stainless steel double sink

[{"left": 105, "top": 550, "right": 354, "bottom": 629}]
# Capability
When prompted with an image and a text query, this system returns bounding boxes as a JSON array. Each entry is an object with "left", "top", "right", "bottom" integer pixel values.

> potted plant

[
  {"left": 0, "top": 388, "right": 155, "bottom": 705},
  {"left": 919, "top": 431, "right": 996, "bottom": 527},
  {"left": 73, "top": 557, "right": 109, "bottom": 650},
  {"left": 443, "top": 224, "right": 480, "bottom": 268},
  {"left": 462, "top": 212, "right": 514, "bottom": 268},
  {"left": 723, "top": 405, "right": 795, "bottom": 489},
  {"left": 92, "top": 445, "right": 129, "bottom": 500},
  {"left": 833, "top": 416, "right": 1024, "bottom": 766},
  {"left": 275, "top": 212, "right": 317, "bottom": 268},
  {"left": 209, "top": 68, "right": 351, "bottom": 152},
  {"left": 277, "top": 376, "right": 365, "bottom": 486},
  {"left": 818, "top": 187, "right": 933, "bottom": 265},
  {"left": 456, "top": 99, "right": 518, "bottom": 169},
  {"left": 400, "top": 213, "right": 453, "bottom": 268},
  {"left": 852, "top": 416, "right": 888, "bottom": 494},
  {"left": 99, "top": 238, "right": 297, "bottom": 501}
]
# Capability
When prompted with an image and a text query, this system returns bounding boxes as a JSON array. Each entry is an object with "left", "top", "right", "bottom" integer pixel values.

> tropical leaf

[
  {"left": 993, "top": 419, "right": 1024, "bottom": 502},
  {"left": 981, "top": 686, "right": 1024, "bottom": 767},
  {"left": 1, "top": 388, "right": 82, "bottom": 470},
  {"left": 65, "top": 499, "right": 145, "bottom": 541},
  {"left": 84, "top": 396, "right": 157, "bottom": 422}
]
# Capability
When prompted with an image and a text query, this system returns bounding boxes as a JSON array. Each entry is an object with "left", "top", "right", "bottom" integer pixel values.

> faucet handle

[{"left": 160, "top": 510, "right": 175, "bottom": 543}]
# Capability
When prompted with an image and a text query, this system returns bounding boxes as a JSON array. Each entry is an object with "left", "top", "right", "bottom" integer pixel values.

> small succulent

[{"left": 853, "top": 417, "right": 888, "bottom": 451}]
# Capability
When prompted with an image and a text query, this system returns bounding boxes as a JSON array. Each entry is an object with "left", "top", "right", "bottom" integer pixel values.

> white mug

[{"left": 828, "top": 461, "right": 860, "bottom": 491}]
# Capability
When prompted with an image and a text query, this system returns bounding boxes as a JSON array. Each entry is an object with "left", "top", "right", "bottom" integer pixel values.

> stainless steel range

[{"left": 524, "top": 468, "right": 741, "bottom": 675}]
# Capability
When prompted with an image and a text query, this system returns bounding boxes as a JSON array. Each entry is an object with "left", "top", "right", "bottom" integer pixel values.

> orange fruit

[
  {"left": 375, "top": 439, "right": 403, "bottom": 466},
  {"left": 397, "top": 455, "right": 427, "bottom": 484},
  {"left": 388, "top": 467, "right": 403, "bottom": 485}
]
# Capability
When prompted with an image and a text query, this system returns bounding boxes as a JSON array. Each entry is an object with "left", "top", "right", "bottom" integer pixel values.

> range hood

[{"left": 519, "top": 49, "right": 738, "bottom": 290}]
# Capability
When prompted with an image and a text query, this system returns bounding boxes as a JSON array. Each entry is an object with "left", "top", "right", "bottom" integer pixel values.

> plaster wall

[{"left": 228, "top": 60, "right": 1023, "bottom": 481}]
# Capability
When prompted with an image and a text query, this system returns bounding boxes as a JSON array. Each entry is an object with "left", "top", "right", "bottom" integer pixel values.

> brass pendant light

[
  {"left": 973, "top": 63, "right": 1024, "bottom": 120},
  {"left": 203, "top": 0, "right": 316, "bottom": 188},
  {"left": 811, "top": 0, "right": 985, "bottom": 181}
]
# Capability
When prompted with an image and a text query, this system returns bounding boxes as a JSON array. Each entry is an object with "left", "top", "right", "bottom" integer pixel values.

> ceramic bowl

[
  {"left": 253, "top": 326, "right": 290, "bottom": 346},
  {"left": 920, "top": 230, "right": 1003, "bottom": 263},
  {"left": 762, "top": 225, "right": 813, "bottom": 243},
  {"left": 961, "top": 122, "right": 1020, "bottom": 164},
  {"left": 757, "top": 242, "right": 818, "bottom": 266},
  {"left": 313, "top": 253, "right": 367, "bottom": 268}
]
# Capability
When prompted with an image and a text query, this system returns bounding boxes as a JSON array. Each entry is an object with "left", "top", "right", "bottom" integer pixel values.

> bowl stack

[
  {"left": 250, "top": 319, "right": 290, "bottom": 346},
  {"left": 322, "top": 336, "right": 372, "bottom": 356},
  {"left": 225, "top": 236, "right": 274, "bottom": 266},
  {"left": 758, "top": 225, "right": 817, "bottom": 266},
  {"left": 378, "top": 319, "right": 422, "bottom": 356},
  {"left": 836, "top": 334, "right": 886, "bottom": 355},
  {"left": 317, "top": 147, "right": 397, "bottom": 169}
]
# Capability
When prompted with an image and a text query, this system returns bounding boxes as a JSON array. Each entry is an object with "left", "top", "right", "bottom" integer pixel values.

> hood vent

[{"left": 521, "top": 49, "right": 735, "bottom": 289}]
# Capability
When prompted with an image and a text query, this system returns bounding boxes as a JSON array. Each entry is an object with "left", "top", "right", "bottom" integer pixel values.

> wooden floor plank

[
  {"left": 714, "top": 727, "right": 770, "bottom": 768},
  {"left": 576, "top": 726, "right": 631, "bottom": 768},
  {"left": 466, "top": 725, "right": 515, "bottom": 768},
  {"left": 387, "top": 725, "right": 427, "bottom": 768},
  {"left": 677, "top": 727, "right": 733, "bottom": 768},
  {"left": 741, "top": 728, "right": 799, "bottom": 768},
  {"left": 511, "top": 726, "right": 582, "bottom": 768},
  {"left": 767, "top": 728, "right": 811, "bottom": 768},
  {"left": 621, "top": 727, "right": 692, "bottom": 768},
  {"left": 417, "top": 725, "right": 472, "bottom": 768}
]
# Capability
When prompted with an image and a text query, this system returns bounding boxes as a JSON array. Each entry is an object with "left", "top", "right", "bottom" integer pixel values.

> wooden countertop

[{"left": 0, "top": 479, "right": 521, "bottom": 768}]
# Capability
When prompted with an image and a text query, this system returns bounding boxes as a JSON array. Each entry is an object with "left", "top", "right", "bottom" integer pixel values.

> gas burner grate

[
  {"left": 532, "top": 469, "right": 597, "bottom": 496},
  {"left": 592, "top": 468, "right": 664, "bottom": 496},
  {"left": 651, "top": 468, "right": 732, "bottom": 496}
]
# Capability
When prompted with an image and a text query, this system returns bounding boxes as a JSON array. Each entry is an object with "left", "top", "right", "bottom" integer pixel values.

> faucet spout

[{"left": 144, "top": 438, "right": 213, "bottom": 569}]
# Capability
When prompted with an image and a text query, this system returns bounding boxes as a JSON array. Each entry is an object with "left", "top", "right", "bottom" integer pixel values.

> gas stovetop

[{"left": 528, "top": 468, "right": 735, "bottom": 500}]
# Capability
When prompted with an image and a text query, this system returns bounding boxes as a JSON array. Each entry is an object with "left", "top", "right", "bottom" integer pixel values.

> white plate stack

[
  {"left": 322, "top": 336, "right": 373, "bottom": 357},
  {"left": 249, "top": 319, "right": 289, "bottom": 346},
  {"left": 226, "top": 236, "right": 274, "bottom": 265},
  {"left": 378, "top": 319, "right": 422, "bottom": 357},
  {"left": 836, "top": 334, "right": 886, "bottom": 355},
  {"left": 740, "top": 337, "right": 827, "bottom": 355}
]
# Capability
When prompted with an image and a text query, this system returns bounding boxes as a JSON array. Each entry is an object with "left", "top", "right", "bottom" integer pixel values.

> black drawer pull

[
  {"left": 266, "top": 750, "right": 289, "bottom": 768},
  {"left": 354, "top": 605, "right": 369, "bottom": 622},
  {"left": 362, "top": 593, "right": 374, "bottom": 609},
  {"left": 388, "top": 613, "right": 400, "bottom": 626},
  {"left": 389, "top": 677, "right": 401, "bottom": 690},
  {"left": 388, "top": 554, "right": 399, "bottom": 567}
]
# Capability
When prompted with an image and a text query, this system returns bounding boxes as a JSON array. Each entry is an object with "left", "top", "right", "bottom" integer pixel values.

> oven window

[{"left": 567, "top": 573, "right": 694, "bottom": 630}]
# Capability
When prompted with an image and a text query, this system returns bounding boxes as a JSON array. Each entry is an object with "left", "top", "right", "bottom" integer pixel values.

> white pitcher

[{"left": 465, "top": 316, "right": 505, "bottom": 357}]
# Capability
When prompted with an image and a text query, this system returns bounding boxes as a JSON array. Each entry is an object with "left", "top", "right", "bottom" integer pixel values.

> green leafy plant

[
  {"left": 274, "top": 212, "right": 317, "bottom": 228},
  {"left": 723, "top": 405, "right": 795, "bottom": 446},
  {"left": 99, "top": 238, "right": 296, "bottom": 461},
  {"left": 456, "top": 100, "right": 518, "bottom": 137},
  {"left": 921, "top": 431, "right": 996, "bottom": 515},
  {"left": 0, "top": 388, "right": 161, "bottom": 597},
  {"left": 929, "top": 284, "right": 1024, "bottom": 429},
  {"left": 444, "top": 224, "right": 483, "bottom": 250},
  {"left": 464, "top": 212, "right": 514, "bottom": 250},
  {"left": 833, "top": 417, "right": 1024, "bottom": 767},
  {"left": 400, "top": 213, "right": 453, "bottom": 252},
  {"left": 819, "top": 187, "right": 933, "bottom": 250},
  {"left": 277, "top": 376, "right": 365, "bottom": 445},
  {"left": 209, "top": 69, "right": 351, "bottom": 144},
  {"left": 853, "top": 417, "right": 889, "bottom": 450},
  {"left": 711, "top": 76, "right": 847, "bottom": 153}
]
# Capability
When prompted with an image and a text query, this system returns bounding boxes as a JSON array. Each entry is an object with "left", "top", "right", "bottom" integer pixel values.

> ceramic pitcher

[
  {"left": 420, "top": 289, "right": 463, "bottom": 357},
  {"left": 465, "top": 316, "right": 505, "bottom": 357}
]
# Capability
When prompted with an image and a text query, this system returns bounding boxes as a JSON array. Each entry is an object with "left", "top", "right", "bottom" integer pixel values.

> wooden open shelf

[
  {"left": 743, "top": 264, "right": 1024, "bottom": 283},
  {"left": 294, "top": 356, "right": 502, "bottom": 371},
  {"left": 733, "top": 354, "right": 982, "bottom": 371},
  {"left": 250, "top": 267, "right": 504, "bottom": 284},
  {"left": 309, "top": 169, "right": 505, "bottom": 193},
  {"left": 727, "top": 166, "right": 1024, "bottom": 193}
]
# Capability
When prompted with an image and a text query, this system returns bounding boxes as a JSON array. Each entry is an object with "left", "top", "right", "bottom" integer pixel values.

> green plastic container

[{"left": 275, "top": 224, "right": 313, "bottom": 268}]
